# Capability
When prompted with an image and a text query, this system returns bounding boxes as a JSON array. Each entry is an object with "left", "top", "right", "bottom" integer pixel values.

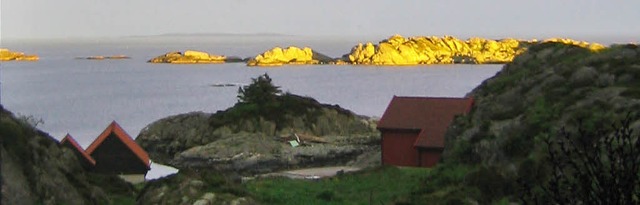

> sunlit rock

[
  {"left": 345, "top": 35, "right": 605, "bottom": 65},
  {"left": 148, "top": 50, "right": 227, "bottom": 64},
  {"left": 76, "top": 55, "right": 131, "bottom": 60},
  {"left": 247, "top": 46, "right": 335, "bottom": 66},
  {"left": 0, "top": 48, "right": 39, "bottom": 61},
  {"left": 543, "top": 38, "right": 606, "bottom": 51}
]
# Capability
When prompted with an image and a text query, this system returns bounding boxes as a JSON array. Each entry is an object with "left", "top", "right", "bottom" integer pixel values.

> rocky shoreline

[
  {"left": 147, "top": 35, "right": 604, "bottom": 66},
  {"left": 1, "top": 35, "right": 606, "bottom": 66}
]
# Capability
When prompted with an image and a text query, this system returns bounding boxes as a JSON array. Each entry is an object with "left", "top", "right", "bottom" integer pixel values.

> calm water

[{"left": 0, "top": 36, "right": 502, "bottom": 178}]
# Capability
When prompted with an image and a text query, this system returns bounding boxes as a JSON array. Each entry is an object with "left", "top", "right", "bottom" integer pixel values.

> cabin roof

[
  {"left": 377, "top": 96, "right": 473, "bottom": 148},
  {"left": 86, "top": 121, "right": 150, "bottom": 168},
  {"left": 60, "top": 134, "right": 96, "bottom": 165}
]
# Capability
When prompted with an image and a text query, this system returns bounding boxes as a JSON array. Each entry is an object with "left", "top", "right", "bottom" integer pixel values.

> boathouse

[
  {"left": 85, "top": 121, "right": 151, "bottom": 183},
  {"left": 377, "top": 96, "right": 473, "bottom": 167},
  {"left": 60, "top": 134, "right": 96, "bottom": 170}
]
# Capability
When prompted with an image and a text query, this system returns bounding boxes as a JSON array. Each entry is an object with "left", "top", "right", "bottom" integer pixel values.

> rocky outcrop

[
  {"left": 0, "top": 107, "right": 109, "bottom": 204},
  {"left": 149, "top": 50, "right": 238, "bottom": 64},
  {"left": 409, "top": 43, "right": 640, "bottom": 203},
  {"left": 345, "top": 35, "right": 605, "bottom": 65},
  {"left": 0, "top": 48, "right": 39, "bottom": 61},
  {"left": 543, "top": 38, "right": 606, "bottom": 51},
  {"left": 138, "top": 169, "right": 255, "bottom": 205},
  {"left": 247, "top": 46, "right": 334, "bottom": 66},
  {"left": 76, "top": 55, "right": 130, "bottom": 60},
  {"left": 136, "top": 94, "right": 379, "bottom": 175}
]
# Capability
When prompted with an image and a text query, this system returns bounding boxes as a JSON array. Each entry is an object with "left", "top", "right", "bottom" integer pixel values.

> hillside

[
  {"left": 0, "top": 106, "right": 111, "bottom": 204},
  {"left": 409, "top": 43, "right": 640, "bottom": 203}
]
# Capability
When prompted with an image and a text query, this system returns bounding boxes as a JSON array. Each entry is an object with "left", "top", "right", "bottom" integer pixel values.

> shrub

[{"left": 519, "top": 115, "right": 640, "bottom": 204}]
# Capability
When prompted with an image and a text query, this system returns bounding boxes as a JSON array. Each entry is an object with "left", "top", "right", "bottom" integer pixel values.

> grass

[{"left": 246, "top": 166, "right": 431, "bottom": 205}]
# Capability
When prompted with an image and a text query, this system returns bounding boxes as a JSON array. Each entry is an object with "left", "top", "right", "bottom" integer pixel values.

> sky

[{"left": 1, "top": 0, "right": 640, "bottom": 40}]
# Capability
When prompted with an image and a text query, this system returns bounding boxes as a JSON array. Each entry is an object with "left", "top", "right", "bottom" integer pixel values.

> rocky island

[
  {"left": 344, "top": 35, "right": 605, "bottom": 65},
  {"left": 0, "top": 48, "right": 39, "bottom": 61},
  {"left": 76, "top": 55, "right": 131, "bottom": 60},
  {"left": 136, "top": 74, "right": 379, "bottom": 174},
  {"left": 247, "top": 46, "right": 334, "bottom": 66},
  {"left": 148, "top": 50, "right": 244, "bottom": 64}
]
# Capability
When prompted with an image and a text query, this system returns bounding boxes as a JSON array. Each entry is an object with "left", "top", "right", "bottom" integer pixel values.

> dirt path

[{"left": 261, "top": 166, "right": 361, "bottom": 179}]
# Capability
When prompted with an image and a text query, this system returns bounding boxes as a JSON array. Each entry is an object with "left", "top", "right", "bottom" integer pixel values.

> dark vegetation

[
  {"left": 520, "top": 116, "right": 640, "bottom": 204},
  {"left": 137, "top": 169, "right": 250, "bottom": 204},
  {"left": 210, "top": 73, "right": 353, "bottom": 132},
  {"left": 0, "top": 106, "right": 138, "bottom": 204},
  {"left": 246, "top": 166, "right": 430, "bottom": 205},
  {"left": 406, "top": 42, "right": 640, "bottom": 204}
]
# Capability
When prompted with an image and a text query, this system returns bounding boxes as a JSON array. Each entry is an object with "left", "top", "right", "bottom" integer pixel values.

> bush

[
  {"left": 237, "top": 73, "right": 281, "bottom": 105},
  {"left": 519, "top": 115, "right": 640, "bottom": 204}
]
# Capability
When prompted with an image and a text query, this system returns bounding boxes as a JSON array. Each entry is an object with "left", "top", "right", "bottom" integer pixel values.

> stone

[
  {"left": 148, "top": 50, "right": 227, "bottom": 64},
  {"left": 0, "top": 48, "right": 39, "bottom": 61},
  {"left": 247, "top": 46, "right": 324, "bottom": 66},
  {"left": 345, "top": 35, "right": 605, "bottom": 65},
  {"left": 202, "top": 192, "right": 216, "bottom": 201},
  {"left": 193, "top": 199, "right": 210, "bottom": 205}
]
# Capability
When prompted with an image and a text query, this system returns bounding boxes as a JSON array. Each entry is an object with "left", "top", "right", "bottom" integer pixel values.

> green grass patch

[{"left": 246, "top": 166, "right": 430, "bottom": 205}]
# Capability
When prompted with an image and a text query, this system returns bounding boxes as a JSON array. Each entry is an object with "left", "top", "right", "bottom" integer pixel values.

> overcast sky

[{"left": 2, "top": 0, "right": 640, "bottom": 40}]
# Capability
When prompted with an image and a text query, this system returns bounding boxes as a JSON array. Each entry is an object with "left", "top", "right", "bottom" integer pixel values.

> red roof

[
  {"left": 377, "top": 96, "right": 473, "bottom": 148},
  {"left": 85, "top": 121, "right": 150, "bottom": 168},
  {"left": 60, "top": 134, "right": 96, "bottom": 165}
]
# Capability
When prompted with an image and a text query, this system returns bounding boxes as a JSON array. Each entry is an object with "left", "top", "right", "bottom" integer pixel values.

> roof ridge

[
  {"left": 86, "top": 121, "right": 150, "bottom": 168},
  {"left": 393, "top": 96, "right": 473, "bottom": 100},
  {"left": 61, "top": 134, "right": 96, "bottom": 165}
]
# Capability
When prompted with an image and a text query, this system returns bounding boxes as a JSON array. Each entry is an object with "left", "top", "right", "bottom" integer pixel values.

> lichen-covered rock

[
  {"left": 247, "top": 46, "right": 333, "bottom": 66},
  {"left": 0, "top": 48, "right": 39, "bottom": 61},
  {"left": 345, "top": 35, "right": 605, "bottom": 65},
  {"left": 0, "top": 107, "right": 109, "bottom": 204},
  {"left": 149, "top": 50, "right": 227, "bottom": 64},
  {"left": 136, "top": 94, "right": 380, "bottom": 174}
]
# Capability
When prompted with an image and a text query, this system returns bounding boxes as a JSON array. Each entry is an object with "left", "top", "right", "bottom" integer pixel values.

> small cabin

[
  {"left": 377, "top": 96, "right": 473, "bottom": 167},
  {"left": 60, "top": 134, "right": 96, "bottom": 170},
  {"left": 85, "top": 121, "right": 151, "bottom": 183}
]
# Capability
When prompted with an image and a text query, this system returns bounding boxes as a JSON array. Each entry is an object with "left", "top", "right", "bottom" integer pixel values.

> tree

[
  {"left": 237, "top": 73, "right": 281, "bottom": 105},
  {"left": 520, "top": 115, "right": 640, "bottom": 204}
]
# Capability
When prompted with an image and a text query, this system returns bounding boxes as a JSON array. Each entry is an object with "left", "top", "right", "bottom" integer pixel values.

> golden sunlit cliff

[
  {"left": 0, "top": 48, "right": 39, "bottom": 61},
  {"left": 346, "top": 35, "right": 605, "bottom": 65},
  {"left": 148, "top": 50, "right": 227, "bottom": 64},
  {"left": 247, "top": 46, "right": 333, "bottom": 66}
]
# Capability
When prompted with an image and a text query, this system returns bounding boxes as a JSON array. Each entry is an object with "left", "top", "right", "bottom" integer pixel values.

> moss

[{"left": 464, "top": 166, "right": 517, "bottom": 203}]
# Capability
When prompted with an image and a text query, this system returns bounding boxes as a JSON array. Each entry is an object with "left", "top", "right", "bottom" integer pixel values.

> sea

[{"left": 8, "top": 34, "right": 606, "bottom": 179}]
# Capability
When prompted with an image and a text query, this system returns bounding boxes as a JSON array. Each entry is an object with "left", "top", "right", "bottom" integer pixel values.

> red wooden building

[
  {"left": 60, "top": 134, "right": 96, "bottom": 170},
  {"left": 377, "top": 96, "right": 473, "bottom": 167},
  {"left": 85, "top": 121, "right": 151, "bottom": 183}
]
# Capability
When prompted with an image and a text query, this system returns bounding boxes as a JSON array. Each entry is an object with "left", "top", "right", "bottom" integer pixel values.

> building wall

[
  {"left": 418, "top": 148, "right": 442, "bottom": 167},
  {"left": 90, "top": 134, "right": 149, "bottom": 175},
  {"left": 381, "top": 131, "right": 420, "bottom": 166}
]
